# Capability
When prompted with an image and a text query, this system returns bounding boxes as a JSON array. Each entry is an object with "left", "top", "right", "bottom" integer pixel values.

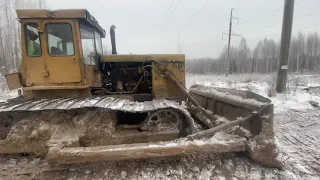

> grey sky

[{"left": 46, "top": 0, "right": 320, "bottom": 58}]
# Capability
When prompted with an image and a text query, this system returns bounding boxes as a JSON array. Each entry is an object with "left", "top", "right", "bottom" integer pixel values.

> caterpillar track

[{"left": 0, "top": 86, "right": 281, "bottom": 168}]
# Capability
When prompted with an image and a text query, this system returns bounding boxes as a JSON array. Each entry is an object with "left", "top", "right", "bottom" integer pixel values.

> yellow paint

[
  {"left": 102, "top": 54, "right": 185, "bottom": 63},
  {"left": 85, "top": 65, "right": 102, "bottom": 87},
  {"left": 152, "top": 62, "right": 186, "bottom": 100},
  {"left": 16, "top": 9, "right": 105, "bottom": 37},
  {"left": 16, "top": 9, "right": 87, "bottom": 19},
  {"left": 20, "top": 19, "right": 84, "bottom": 86},
  {"left": 23, "top": 85, "right": 89, "bottom": 91},
  {"left": 21, "top": 19, "right": 48, "bottom": 86},
  {"left": 42, "top": 19, "right": 82, "bottom": 84}
]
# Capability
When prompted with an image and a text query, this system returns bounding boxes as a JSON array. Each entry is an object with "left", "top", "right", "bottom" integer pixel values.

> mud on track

[
  {"left": 0, "top": 109, "right": 319, "bottom": 180},
  {"left": 1, "top": 154, "right": 284, "bottom": 180}
]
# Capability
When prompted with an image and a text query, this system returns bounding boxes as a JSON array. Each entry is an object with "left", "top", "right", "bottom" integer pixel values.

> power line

[
  {"left": 209, "top": 0, "right": 313, "bottom": 58},
  {"left": 178, "top": 0, "right": 310, "bottom": 48},
  {"left": 293, "top": 11, "right": 320, "bottom": 20},
  {"left": 297, "top": 0, "right": 307, "bottom": 4},
  {"left": 240, "top": 8, "right": 283, "bottom": 25},
  {"left": 162, "top": 0, "right": 181, "bottom": 30},
  {"left": 210, "top": 22, "right": 320, "bottom": 53},
  {"left": 179, "top": 0, "right": 211, "bottom": 34},
  {"left": 160, "top": 0, "right": 175, "bottom": 27},
  {"left": 246, "top": 23, "right": 320, "bottom": 41},
  {"left": 239, "top": 0, "right": 308, "bottom": 26},
  {"left": 294, "top": 23, "right": 320, "bottom": 32},
  {"left": 180, "top": 0, "right": 312, "bottom": 54},
  {"left": 241, "top": 11, "right": 320, "bottom": 36},
  {"left": 243, "top": 23, "right": 278, "bottom": 35},
  {"left": 174, "top": 0, "right": 211, "bottom": 53},
  {"left": 211, "top": 0, "right": 311, "bottom": 46}
]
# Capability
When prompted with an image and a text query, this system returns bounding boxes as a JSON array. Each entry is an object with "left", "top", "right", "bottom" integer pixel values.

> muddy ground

[{"left": 0, "top": 108, "right": 319, "bottom": 180}]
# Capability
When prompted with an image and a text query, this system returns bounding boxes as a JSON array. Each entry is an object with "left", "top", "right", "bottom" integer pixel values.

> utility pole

[
  {"left": 276, "top": 0, "right": 295, "bottom": 93},
  {"left": 226, "top": 9, "right": 233, "bottom": 77},
  {"left": 222, "top": 8, "right": 241, "bottom": 77}
]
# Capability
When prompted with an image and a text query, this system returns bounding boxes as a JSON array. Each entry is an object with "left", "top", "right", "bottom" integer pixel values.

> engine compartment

[{"left": 100, "top": 62, "right": 152, "bottom": 94}]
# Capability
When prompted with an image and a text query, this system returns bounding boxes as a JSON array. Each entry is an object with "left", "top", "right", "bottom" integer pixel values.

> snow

[
  {"left": 0, "top": 89, "right": 18, "bottom": 102},
  {"left": 272, "top": 90, "right": 320, "bottom": 113},
  {"left": 187, "top": 73, "right": 320, "bottom": 113},
  {"left": 190, "top": 84, "right": 265, "bottom": 107},
  {"left": 89, "top": 98, "right": 100, "bottom": 105},
  {"left": 210, "top": 132, "right": 242, "bottom": 143}
]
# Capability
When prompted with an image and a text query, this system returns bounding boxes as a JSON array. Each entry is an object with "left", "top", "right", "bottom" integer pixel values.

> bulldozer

[{"left": 1, "top": 9, "right": 281, "bottom": 168}]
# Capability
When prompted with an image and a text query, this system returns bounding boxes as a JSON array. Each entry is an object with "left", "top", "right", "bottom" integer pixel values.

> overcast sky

[{"left": 45, "top": 0, "right": 320, "bottom": 59}]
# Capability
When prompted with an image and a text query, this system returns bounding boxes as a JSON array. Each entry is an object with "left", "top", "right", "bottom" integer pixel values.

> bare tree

[
  {"left": 237, "top": 37, "right": 251, "bottom": 73},
  {"left": 0, "top": 0, "right": 46, "bottom": 74},
  {"left": 186, "top": 31, "right": 319, "bottom": 75}
]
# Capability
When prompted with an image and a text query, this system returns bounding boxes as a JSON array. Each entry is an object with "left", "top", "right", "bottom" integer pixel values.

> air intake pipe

[{"left": 110, "top": 25, "right": 117, "bottom": 54}]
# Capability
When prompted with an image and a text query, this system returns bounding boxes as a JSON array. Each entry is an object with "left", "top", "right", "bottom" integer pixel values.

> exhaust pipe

[{"left": 110, "top": 25, "right": 117, "bottom": 54}]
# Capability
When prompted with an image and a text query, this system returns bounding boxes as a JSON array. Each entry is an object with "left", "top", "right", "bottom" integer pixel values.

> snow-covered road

[{"left": 276, "top": 109, "right": 320, "bottom": 179}]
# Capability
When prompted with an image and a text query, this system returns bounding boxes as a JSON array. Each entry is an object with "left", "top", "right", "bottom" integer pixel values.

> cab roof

[{"left": 16, "top": 9, "right": 106, "bottom": 37}]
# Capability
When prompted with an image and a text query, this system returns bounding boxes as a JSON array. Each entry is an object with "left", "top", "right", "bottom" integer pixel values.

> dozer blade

[
  {"left": 189, "top": 85, "right": 282, "bottom": 168},
  {"left": 47, "top": 132, "right": 247, "bottom": 164}
]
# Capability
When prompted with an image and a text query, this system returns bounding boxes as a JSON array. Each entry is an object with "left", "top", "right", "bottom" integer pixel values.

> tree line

[
  {"left": 186, "top": 32, "right": 320, "bottom": 74},
  {"left": 0, "top": 0, "right": 45, "bottom": 75}
]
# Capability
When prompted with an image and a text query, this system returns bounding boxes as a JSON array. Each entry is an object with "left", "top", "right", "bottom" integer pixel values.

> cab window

[
  {"left": 94, "top": 31, "right": 103, "bottom": 54},
  {"left": 80, "top": 24, "right": 95, "bottom": 65},
  {"left": 24, "top": 23, "right": 41, "bottom": 57},
  {"left": 46, "top": 23, "right": 75, "bottom": 56}
]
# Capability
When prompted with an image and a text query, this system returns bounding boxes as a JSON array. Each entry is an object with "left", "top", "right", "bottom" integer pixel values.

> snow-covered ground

[{"left": 0, "top": 73, "right": 319, "bottom": 179}]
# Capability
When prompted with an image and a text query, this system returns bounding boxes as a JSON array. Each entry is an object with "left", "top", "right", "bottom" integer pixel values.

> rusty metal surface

[
  {"left": 190, "top": 85, "right": 269, "bottom": 111},
  {"left": 16, "top": 9, "right": 88, "bottom": 19},
  {"left": 5, "top": 73, "right": 22, "bottom": 90},
  {"left": 189, "top": 85, "right": 274, "bottom": 137},
  {"left": 101, "top": 54, "right": 185, "bottom": 63}
]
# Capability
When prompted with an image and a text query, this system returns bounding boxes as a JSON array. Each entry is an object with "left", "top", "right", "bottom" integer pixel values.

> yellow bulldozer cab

[{"left": 11, "top": 9, "right": 105, "bottom": 89}]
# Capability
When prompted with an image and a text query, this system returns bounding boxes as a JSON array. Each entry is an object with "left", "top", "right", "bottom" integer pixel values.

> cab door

[
  {"left": 42, "top": 20, "right": 82, "bottom": 83},
  {"left": 22, "top": 20, "right": 48, "bottom": 86}
]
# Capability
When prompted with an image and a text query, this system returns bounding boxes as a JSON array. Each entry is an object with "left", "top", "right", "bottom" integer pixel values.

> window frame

[
  {"left": 45, "top": 22, "right": 75, "bottom": 57},
  {"left": 79, "top": 23, "right": 97, "bottom": 66},
  {"left": 94, "top": 30, "right": 103, "bottom": 55},
  {"left": 24, "top": 23, "right": 42, "bottom": 57}
]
